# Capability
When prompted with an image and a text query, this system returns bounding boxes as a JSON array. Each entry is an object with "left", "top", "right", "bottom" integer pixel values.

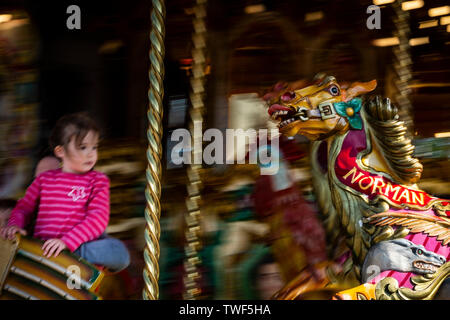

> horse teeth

[{"left": 272, "top": 112, "right": 280, "bottom": 120}]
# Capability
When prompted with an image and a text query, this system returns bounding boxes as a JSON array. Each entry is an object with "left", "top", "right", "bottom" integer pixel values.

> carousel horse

[{"left": 265, "top": 74, "right": 449, "bottom": 300}]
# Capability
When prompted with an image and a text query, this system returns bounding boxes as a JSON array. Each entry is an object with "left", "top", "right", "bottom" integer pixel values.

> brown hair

[{"left": 49, "top": 112, "right": 100, "bottom": 151}]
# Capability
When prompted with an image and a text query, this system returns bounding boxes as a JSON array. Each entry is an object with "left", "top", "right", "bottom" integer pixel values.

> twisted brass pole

[
  {"left": 392, "top": 0, "right": 413, "bottom": 135},
  {"left": 183, "top": 0, "right": 208, "bottom": 300},
  {"left": 143, "top": 0, "right": 166, "bottom": 300}
]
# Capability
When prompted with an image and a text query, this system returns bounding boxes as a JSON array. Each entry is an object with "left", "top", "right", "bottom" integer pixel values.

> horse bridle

[
  {"left": 284, "top": 84, "right": 340, "bottom": 122},
  {"left": 295, "top": 101, "right": 337, "bottom": 122}
]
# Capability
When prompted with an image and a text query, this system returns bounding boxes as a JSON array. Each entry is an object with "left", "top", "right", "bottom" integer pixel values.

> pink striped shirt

[{"left": 7, "top": 168, "right": 110, "bottom": 252}]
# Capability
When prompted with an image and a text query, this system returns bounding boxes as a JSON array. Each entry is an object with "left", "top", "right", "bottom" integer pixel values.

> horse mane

[{"left": 362, "top": 96, "right": 423, "bottom": 185}]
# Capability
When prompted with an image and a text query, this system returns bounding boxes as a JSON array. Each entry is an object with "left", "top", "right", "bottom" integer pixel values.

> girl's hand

[
  {"left": 42, "top": 238, "right": 67, "bottom": 258},
  {"left": 0, "top": 225, "right": 27, "bottom": 240}
]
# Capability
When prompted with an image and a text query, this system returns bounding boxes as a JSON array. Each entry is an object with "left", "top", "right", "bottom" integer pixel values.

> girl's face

[{"left": 56, "top": 130, "right": 99, "bottom": 174}]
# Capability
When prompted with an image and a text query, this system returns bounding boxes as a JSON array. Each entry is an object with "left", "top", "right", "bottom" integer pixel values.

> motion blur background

[{"left": 0, "top": 0, "right": 449, "bottom": 299}]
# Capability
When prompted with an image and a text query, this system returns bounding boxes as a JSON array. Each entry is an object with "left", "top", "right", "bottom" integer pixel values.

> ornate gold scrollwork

[
  {"left": 375, "top": 261, "right": 450, "bottom": 300},
  {"left": 433, "top": 202, "right": 450, "bottom": 218}
]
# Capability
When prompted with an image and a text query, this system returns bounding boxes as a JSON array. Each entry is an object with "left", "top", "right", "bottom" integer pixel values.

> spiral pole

[
  {"left": 183, "top": 0, "right": 208, "bottom": 300},
  {"left": 392, "top": 0, "right": 413, "bottom": 135},
  {"left": 143, "top": 0, "right": 166, "bottom": 300}
]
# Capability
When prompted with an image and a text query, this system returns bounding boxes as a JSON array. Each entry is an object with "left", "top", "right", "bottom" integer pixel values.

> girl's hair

[{"left": 49, "top": 112, "right": 100, "bottom": 151}]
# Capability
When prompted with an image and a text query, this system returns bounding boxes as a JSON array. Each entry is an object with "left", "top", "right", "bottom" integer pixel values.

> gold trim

[
  {"left": 90, "top": 270, "right": 104, "bottom": 292},
  {"left": 361, "top": 96, "right": 422, "bottom": 184},
  {"left": 375, "top": 261, "right": 450, "bottom": 300},
  {"left": 434, "top": 202, "right": 450, "bottom": 217},
  {"left": 367, "top": 211, "right": 450, "bottom": 245},
  {"left": 310, "top": 141, "right": 341, "bottom": 256},
  {"left": 357, "top": 111, "right": 397, "bottom": 183}
]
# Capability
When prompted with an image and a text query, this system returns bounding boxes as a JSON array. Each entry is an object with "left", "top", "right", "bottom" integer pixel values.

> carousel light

[
  {"left": 244, "top": 4, "right": 266, "bottom": 14},
  {"left": 440, "top": 16, "right": 450, "bottom": 25},
  {"left": 98, "top": 40, "right": 124, "bottom": 54},
  {"left": 419, "top": 20, "right": 438, "bottom": 29},
  {"left": 435, "top": 132, "right": 450, "bottom": 138},
  {"left": 0, "top": 14, "right": 12, "bottom": 23},
  {"left": 428, "top": 6, "right": 450, "bottom": 17},
  {"left": 372, "top": 37, "right": 400, "bottom": 47},
  {"left": 402, "top": 0, "right": 424, "bottom": 11},
  {"left": 373, "top": 0, "right": 395, "bottom": 5},
  {"left": 447, "top": 25, "right": 450, "bottom": 32},
  {"left": 305, "top": 11, "right": 324, "bottom": 22},
  {"left": 409, "top": 37, "right": 429, "bottom": 46}
]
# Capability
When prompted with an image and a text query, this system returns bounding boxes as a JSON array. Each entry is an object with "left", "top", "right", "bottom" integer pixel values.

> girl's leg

[{"left": 74, "top": 237, "right": 130, "bottom": 272}]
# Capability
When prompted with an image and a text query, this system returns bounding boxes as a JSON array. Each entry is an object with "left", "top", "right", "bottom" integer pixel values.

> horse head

[{"left": 265, "top": 74, "right": 376, "bottom": 140}]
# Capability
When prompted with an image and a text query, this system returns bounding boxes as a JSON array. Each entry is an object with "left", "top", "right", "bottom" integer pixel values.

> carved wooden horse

[{"left": 265, "top": 74, "right": 449, "bottom": 300}]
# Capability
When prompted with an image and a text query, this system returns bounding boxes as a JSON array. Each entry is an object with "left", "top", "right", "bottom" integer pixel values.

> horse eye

[
  {"left": 329, "top": 85, "right": 339, "bottom": 96},
  {"left": 417, "top": 249, "right": 423, "bottom": 255}
]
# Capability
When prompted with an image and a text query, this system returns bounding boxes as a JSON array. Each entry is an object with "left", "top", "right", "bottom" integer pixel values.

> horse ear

[{"left": 343, "top": 80, "right": 377, "bottom": 102}]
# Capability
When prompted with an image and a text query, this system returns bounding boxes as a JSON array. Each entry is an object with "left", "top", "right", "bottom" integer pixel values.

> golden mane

[{"left": 362, "top": 96, "right": 423, "bottom": 185}]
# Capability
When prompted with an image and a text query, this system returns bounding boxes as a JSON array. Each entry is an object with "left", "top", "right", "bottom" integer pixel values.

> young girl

[{"left": 0, "top": 113, "right": 130, "bottom": 272}]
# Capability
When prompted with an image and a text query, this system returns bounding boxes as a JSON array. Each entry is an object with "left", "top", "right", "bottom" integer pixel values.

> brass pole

[
  {"left": 392, "top": 0, "right": 413, "bottom": 135},
  {"left": 143, "top": 0, "right": 166, "bottom": 300},
  {"left": 183, "top": 0, "right": 208, "bottom": 300}
]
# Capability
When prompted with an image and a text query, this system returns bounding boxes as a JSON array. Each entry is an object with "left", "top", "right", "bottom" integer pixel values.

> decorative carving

[
  {"left": 376, "top": 262, "right": 450, "bottom": 300},
  {"left": 266, "top": 74, "right": 449, "bottom": 300},
  {"left": 367, "top": 212, "right": 450, "bottom": 246}
]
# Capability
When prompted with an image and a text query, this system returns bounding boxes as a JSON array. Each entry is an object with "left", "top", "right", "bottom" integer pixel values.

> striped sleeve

[
  {"left": 61, "top": 174, "right": 110, "bottom": 252},
  {"left": 7, "top": 176, "right": 41, "bottom": 229}
]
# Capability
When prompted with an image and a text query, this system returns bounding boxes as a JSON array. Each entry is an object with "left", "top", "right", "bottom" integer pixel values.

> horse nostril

[
  {"left": 440, "top": 257, "right": 446, "bottom": 264},
  {"left": 281, "top": 92, "right": 295, "bottom": 102}
]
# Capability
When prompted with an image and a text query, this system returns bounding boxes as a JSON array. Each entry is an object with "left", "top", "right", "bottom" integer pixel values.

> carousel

[{"left": 0, "top": 0, "right": 448, "bottom": 300}]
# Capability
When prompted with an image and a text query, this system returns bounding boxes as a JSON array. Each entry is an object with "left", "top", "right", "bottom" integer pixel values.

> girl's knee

[
  {"left": 110, "top": 239, "right": 130, "bottom": 271},
  {"left": 77, "top": 237, "right": 130, "bottom": 272}
]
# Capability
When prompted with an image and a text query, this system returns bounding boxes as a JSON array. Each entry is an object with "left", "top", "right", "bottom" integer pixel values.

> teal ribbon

[{"left": 333, "top": 98, "right": 363, "bottom": 130}]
